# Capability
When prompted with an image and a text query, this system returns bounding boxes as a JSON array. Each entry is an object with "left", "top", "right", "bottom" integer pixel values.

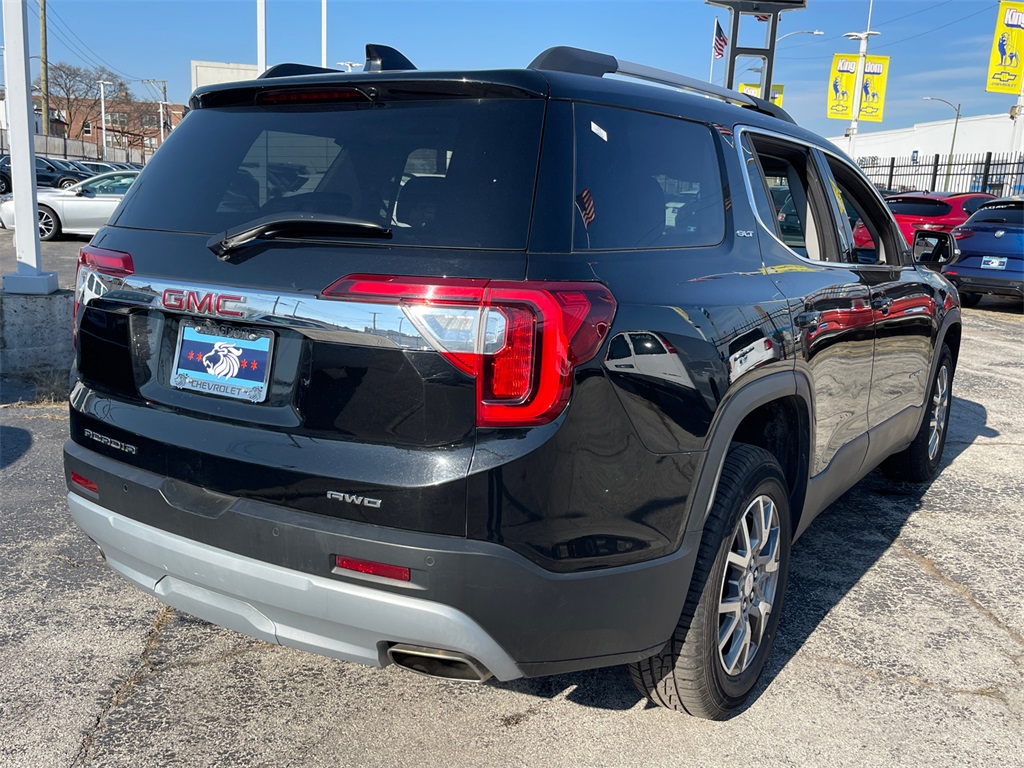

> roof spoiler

[
  {"left": 257, "top": 44, "right": 417, "bottom": 80},
  {"left": 528, "top": 45, "right": 795, "bottom": 124}
]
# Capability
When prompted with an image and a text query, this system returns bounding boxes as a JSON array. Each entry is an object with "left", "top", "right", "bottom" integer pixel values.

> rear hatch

[
  {"left": 951, "top": 202, "right": 1024, "bottom": 275},
  {"left": 72, "top": 74, "right": 557, "bottom": 535}
]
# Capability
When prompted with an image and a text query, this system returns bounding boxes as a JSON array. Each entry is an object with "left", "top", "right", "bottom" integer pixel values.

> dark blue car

[{"left": 946, "top": 197, "right": 1024, "bottom": 307}]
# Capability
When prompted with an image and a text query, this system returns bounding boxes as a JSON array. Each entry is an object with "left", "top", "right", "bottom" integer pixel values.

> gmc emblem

[{"left": 162, "top": 289, "right": 245, "bottom": 318}]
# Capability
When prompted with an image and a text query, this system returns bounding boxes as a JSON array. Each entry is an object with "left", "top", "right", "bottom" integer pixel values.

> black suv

[{"left": 65, "top": 45, "right": 961, "bottom": 719}]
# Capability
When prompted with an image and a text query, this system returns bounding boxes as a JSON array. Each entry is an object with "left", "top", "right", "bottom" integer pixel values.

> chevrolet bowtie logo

[{"left": 992, "top": 71, "right": 1018, "bottom": 83}]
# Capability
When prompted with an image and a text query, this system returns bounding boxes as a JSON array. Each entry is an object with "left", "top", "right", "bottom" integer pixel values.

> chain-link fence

[{"left": 857, "top": 151, "right": 1024, "bottom": 197}]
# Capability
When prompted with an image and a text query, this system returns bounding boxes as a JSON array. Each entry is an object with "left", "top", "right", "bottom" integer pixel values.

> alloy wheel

[
  {"left": 37, "top": 210, "right": 55, "bottom": 239},
  {"left": 928, "top": 363, "right": 950, "bottom": 462},
  {"left": 717, "top": 494, "right": 781, "bottom": 676}
]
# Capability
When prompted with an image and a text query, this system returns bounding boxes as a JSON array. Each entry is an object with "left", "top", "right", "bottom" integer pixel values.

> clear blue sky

[{"left": 0, "top": 0, "right": 1013, "bottom": 138}]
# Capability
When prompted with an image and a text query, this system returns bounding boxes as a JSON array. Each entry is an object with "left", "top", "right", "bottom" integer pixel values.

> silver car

[{"left": 0, "top": 170, "right": 138, "bottom": 240}]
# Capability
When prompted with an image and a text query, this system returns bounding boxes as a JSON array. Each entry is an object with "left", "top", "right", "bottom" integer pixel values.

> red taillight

[
  {"left": 919, "top": 223, "right": 945, "bottom": 231},
  {"left": 74, "top": 246, "right": 135, "bottom": 346},
  {"left": 321, "top": 275, "right": 617, "bottom": 427},
  {"left": 256, "top": 88, "right": 370, "bottom": 105},
  {"left": 334, "top": 555, "right": 410, "bottom": 582},
  {"left": 952, "top": 227, "right": 973, "bottom": 240},
  {"left": 79, "top": 245, "right": 134, "bottom": 277},
  {"left": 70, "top": 472, "right": 98, "bottom": 493}
]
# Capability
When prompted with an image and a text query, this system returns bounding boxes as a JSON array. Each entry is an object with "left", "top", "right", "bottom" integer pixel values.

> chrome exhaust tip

[{"left": 387, "top": 644, "right": 492, "bottom": 683}]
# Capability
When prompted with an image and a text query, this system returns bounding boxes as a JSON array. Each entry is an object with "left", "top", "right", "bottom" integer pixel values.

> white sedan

[{"left": 0, "top": 170, "right": 139, "bottom": 240}]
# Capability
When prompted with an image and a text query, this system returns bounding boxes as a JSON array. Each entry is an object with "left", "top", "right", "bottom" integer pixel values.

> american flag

[
  {"left": 754, "top": 13, "right": 771, "bottom": 22},
  {"left": 576, "top": 188, "right": 596, "bottom": 228},
  {"left": 713, "top": 19, "right": 728, "bottom": 59}
]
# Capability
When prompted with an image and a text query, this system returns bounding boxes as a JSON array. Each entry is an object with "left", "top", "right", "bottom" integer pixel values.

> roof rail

[{"left": 528, "top": 46, "right": 795, "bottom": 124}]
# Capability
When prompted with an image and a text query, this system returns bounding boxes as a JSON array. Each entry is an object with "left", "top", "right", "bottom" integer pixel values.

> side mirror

[
  {"left": 912, "top": 230, "right": 959, "bottom": 268},
  {"left": 74, "top": 188, "right": 85, "bottom": 197}
]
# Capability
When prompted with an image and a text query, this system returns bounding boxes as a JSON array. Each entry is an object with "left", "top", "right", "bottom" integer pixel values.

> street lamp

[
  {"left": 97, "top": 80, "right": 112, "bottom": 161},
  {"left": 777, "top": 29, "right": 824, "bottom": 43},
  {"left": 842, "top": 29, "right": 880, "bottom": 158},
  {"left": 923, "top": 96, "right": 961, "bottom": 192}
]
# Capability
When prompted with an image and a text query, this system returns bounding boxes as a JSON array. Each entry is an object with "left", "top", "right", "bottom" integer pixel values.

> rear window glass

[
  {"left": 968, "top": 205, "right": 1024, "bottom": 226},
  {"left": 113, "top": 98, "right": 545, "bottom": 249},
  {"left": 573, "top": 103, "right": 724, "bottom": 250},
  {"left": 885, "top": 198, "right": 952, "bottom": 217}
]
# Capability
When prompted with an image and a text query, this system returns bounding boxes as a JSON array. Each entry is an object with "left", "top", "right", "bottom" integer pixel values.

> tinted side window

[
  {"left": 573, "top": 104, "right": 724, "bottom": 250},
  {"left": 825, "top": 155, "right": 904, "bottom": 265},
  {"left": 961, "top": 196, "right": 990, "bottom": 215}
]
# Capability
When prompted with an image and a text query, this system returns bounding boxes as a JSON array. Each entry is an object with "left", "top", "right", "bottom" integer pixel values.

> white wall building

[
  {"left": 191, "top": 61, "right": 261, "bottom": 92},
  {"left": 827, "top": 113, "right": 1020, "bottom": 161}
]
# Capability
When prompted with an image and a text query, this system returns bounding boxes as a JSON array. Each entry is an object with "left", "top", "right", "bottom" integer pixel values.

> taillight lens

[
  {"left": 79, "top": 245, "right": 135, "bottom": 277},
  {"left": 74, "top": 246, "right": 134, "bottom": 345},
  {"left": 952, "top": 227, "right": 973, "bottom": 240},
  {"left": 919, "top": 223, "right": 945, "bottom": 231},
  {"left": 321, "top": 275, "right": 617, "bottom": 427}
]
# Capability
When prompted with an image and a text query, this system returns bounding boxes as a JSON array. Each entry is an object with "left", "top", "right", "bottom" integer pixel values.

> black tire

[
  {"left": 38, "top": 206, "right": 62, "bottom": 241},
  {"left": 58, "top": 177, "right": 77, "bottom": 189},
  {"left": 881, "top": 344, "right": 953, "bottom": 482},
  {"left": 959, "top": 292, "right": 982, "bottom": 308},
  {"left": 0, "top": 174, "right": 9, "bottom": 195},
  {"left": 629, "top": 444, "right": 791, "bottom": 719}
]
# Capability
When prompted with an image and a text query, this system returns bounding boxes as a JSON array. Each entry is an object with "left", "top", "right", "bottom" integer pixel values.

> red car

[{"left": 853, "top": 191, "right": 994, "bottom": 249}]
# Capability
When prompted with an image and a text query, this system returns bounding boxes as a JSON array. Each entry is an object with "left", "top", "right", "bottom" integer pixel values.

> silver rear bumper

[{"left": 68, "top": 493, "right": 523, "bottom": 681}]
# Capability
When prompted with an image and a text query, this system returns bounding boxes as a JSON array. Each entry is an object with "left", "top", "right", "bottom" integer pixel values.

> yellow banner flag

[
  {"left": 827, "top": 54, "right": 890, "bottom": 122},
  {"left": 987, "top": 0, "right": 1024, "bottom": 94},
  {"left": 738, "top": 83, "right": 785, "bottom": 107}
]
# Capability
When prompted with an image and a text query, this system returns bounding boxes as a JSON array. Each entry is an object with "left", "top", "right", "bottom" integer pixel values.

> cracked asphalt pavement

[{"left": 1, "top": 295, "right": 1022, "bottom": 767}]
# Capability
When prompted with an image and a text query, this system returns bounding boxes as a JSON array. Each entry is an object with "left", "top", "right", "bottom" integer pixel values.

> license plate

[
  {"left": 981, "top": 256, "right": 1007, "bottom": 270},
  {"left": 171, "top": 323, "right": 274, "bottom": 403}
]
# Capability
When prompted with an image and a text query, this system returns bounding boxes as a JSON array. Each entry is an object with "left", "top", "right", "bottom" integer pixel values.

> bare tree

[{"left": 38, "top": 63, "right": 135, "bottom": 141}]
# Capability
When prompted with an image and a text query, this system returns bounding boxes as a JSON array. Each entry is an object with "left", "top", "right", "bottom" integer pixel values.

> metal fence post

[
  {"left": 887, "top": 157, "right": 895, "bottom": 190},
  {"left": 930, "top": 155, "right": 939, "bottom": 191},
  {"left": 981, "top": 152, "right": 992, "bottom": 193}
]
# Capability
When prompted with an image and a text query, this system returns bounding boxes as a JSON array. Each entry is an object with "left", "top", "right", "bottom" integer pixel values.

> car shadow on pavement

[
  {"left": 745, "top": 393, "right": 996, "bottom": 713},
  {"left": 490, "top": 395, "right": 995, "bottom": 715},
  {"left": 1, "top": 426, "right": 33, "bottom": 469}
]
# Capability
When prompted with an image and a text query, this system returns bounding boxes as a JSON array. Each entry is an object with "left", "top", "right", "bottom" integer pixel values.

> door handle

[
  {"left": 872, "top": 297, "right": 893, "bottom": 315},
  {"left": 794, "top": 311, "right": 821, "bottom": 329}
]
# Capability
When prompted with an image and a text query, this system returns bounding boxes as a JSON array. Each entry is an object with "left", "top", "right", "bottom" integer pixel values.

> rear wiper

[{"left": 207, "top": 212, "right": 392, "bottom": 258}]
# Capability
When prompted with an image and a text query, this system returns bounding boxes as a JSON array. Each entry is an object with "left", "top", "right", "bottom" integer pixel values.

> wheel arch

[{"left": 685, "top": 371, "right": 813, "bottom": 539}]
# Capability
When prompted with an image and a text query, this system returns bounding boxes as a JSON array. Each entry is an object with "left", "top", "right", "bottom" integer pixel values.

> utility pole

[
  {"left": 39, "top": 0, "right": 49, "bottom": 137},
  {"left": 98, "top": 80, "right": 112, "bottom": 160}
]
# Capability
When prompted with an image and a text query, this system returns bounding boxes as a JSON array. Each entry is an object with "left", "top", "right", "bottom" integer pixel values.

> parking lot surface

[{"left": 1, "top": 235, "right": 1023, "bottom": 767}]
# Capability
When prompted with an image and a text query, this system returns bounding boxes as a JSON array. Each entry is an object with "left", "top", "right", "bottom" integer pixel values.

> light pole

[
  {"left": 844, "top": 0, "right": 878, "bottom": 159},
  {"left": 97, "top": 79, "right": 112, "bottom": 160},
  {"left": 923, "top": 97, "right": 961, "bottom": 193}
]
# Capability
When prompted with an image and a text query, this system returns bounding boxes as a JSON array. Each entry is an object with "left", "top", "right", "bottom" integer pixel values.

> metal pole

[
  {"left": 923, "top": 97, "right": 961, "bottom": 193},
  {"left": 98, "top": 80, "right": 112, "bottom": 161},
  {"left": 39, "top": 0, "right": 49, "bottom": 138},
  {"left": 1, "top": 0, "right": 55, "bottom": 294},
  {"left": 709, "top": 18, "right": 716, "bottom": 83},
  {"left": 158, "top": 101, "right": 165, "bottom": 144},
  {"left": 845, "top": 0, "right": 877, "bottom": 160},
  {"left": 321, "top": 0, "right": 328, "bottom": 69},
  {"left": 257, "top": 0, "right": 267, "bottom": 73}
]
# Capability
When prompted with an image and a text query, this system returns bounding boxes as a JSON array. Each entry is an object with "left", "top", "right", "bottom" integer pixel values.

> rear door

[{"left": 817, "top": 152, "right": 937, "bottom": 434}]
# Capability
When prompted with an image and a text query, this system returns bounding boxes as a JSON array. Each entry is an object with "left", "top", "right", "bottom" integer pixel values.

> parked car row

[
  {"left": 0, "top": 154, "right": 143, "bottom": 195},
  {"left": 0, "top": 169, "right": 140, "bottom": 240}
]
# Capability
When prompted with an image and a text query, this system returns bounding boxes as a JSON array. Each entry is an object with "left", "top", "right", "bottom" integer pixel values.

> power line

[
  {"left": 873, "top": 3, "right": 997, "bottom": 51},
  {"left": 29, "top": 0, "right": 143, "bottom": 80}
]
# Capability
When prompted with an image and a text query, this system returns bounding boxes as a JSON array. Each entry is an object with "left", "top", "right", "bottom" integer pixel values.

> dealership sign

[
  {"left": 987, "top": 0, "right": 1024, "bottom": 94},
  {"left": 827, "top": 54, "right": 890, "bottom": 122}
]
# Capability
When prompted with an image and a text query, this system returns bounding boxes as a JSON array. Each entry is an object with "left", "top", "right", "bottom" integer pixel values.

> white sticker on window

[{"left": 591, "top": 122, "right": 608, "bottom": 142}]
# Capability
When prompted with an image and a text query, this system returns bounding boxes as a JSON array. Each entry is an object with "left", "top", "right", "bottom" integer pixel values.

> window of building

[{"left": 83, "top": 121, "right": 92, "bottom": 136}]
